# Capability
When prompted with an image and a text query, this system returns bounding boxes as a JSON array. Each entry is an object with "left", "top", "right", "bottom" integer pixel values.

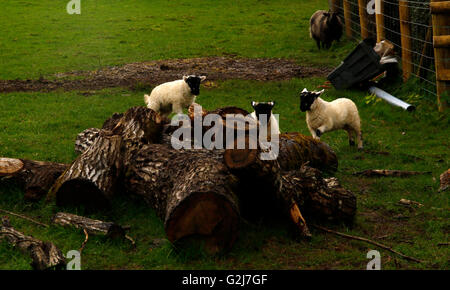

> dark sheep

[{"left": 309, "top": 10, "right": 343, "bottom": 50}]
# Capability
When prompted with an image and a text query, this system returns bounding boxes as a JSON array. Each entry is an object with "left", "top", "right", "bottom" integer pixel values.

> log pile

[{"left": 0, "top": 105, "right": 357, "bottom": 254}]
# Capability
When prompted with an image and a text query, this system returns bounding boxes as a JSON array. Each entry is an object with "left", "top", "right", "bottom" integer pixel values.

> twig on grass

[
  {"left": 79, "top": 228, "right": 89, "bottom": 254},
  {"left": 311, "top": 224, "right": 424, "bottom": 263},
  {"left": 0, "top": 208, "right": 49, "bottom": 228},
  {"left": 125, "top": 234, "right": 136, "bottom": 248}
]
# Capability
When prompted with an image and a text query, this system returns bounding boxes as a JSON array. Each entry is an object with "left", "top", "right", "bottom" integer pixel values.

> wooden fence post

[
  {"left": 399, "top": 0, "right": 412, "bottom": 82},
  {"left": 431, "top": 0, "right": 450, "bottom": 112},
  {"left": 358, "top": 0, "right": 369, "bottom": 39},
  {"left": 375, "top": 0, "right": 385, "bottom": 42},
  {"left": 343, "top": 0, "right": 353, "bottom": 38}
]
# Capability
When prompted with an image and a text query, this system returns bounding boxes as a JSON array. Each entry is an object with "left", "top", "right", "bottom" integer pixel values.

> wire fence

[{"left": 330, "top": 0, "right": 443, "bottom": 99}]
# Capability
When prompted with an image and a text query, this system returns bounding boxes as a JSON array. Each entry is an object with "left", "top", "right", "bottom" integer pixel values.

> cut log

[
  {"left": 110, "top": 106, "right": 163, "bottom": 144},
  {"left": 0, "top": 157, "right": 23, "bottom": 176},
  {"left": 354, "top": 169, "right": 432, "bottom": 177},
  {"left": 53, "top": 107, "right": 164, "bottom": 210},
  {"left": 49, "top": 133, "right": 123, "bottom": 211},
  {"left": 278, "top": 132, "right": 338, "bottom": 173},
  {"left": 74, "top": 128, "right": 101, "bottom": 155},
  {"left": 74, "top": 107, "right": 164, "bottom": 155},
  {"left": 170, "top": 104, "right": 256, "bottom": 149},
  {"left": 124, "top": 143, "right": 240, "bottom": 254},
  {"left": 52, "top": 212, "right": 126, "bottom": 239},
  {"left": 223, "top": 135, "right": 258, "bottom": 170},
  {"left": 0, "top": 157, "right": 68, "bottom": 201},
  {"left": 0, "top": 217, "right": 66, "bottom": 270},
  {"left": 280, "top": 165, "right": 357, "bottom": 224}
]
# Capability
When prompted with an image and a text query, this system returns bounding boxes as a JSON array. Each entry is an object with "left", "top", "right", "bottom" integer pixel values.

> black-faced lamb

[
  {"left": 300, "top": 88, "right": 363, "bottom": 149},
  {"left": 250, "top": 101, "right": 280, "bottom": 139},
  {"left": 144, "top": 75, "right": 206, "bottom": 117},
  {"left": 309, "top": 10, "right": 343, "bottom": 50}
]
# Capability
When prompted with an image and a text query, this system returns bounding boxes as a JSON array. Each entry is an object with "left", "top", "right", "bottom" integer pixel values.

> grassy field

[
  {"left": 0, "top": 0, "right": 449, "bottom": 270},
  {"left": 0, "top": 0, "right": 354, "bottom": 79}
]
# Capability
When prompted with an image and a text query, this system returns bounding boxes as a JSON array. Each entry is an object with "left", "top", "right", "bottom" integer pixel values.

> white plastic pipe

[{"left": 369, "top": 86, "right": 415, "bottom": 112}]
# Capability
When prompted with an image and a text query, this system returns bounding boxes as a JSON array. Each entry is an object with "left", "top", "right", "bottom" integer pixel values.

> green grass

[
  {"left": 0, "top": 0, "right": 354, "bottom": 79},
  {"left": 0, "top": 0, "right": 449, "bottom": 270}
]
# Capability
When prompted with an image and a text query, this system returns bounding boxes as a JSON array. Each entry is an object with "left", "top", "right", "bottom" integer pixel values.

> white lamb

[
  {"left": 300, "top": 88, "right": 363, "bottom": 149},
  {"left": 249, "top": 101, "right": 280, "bottom": 139},
  {"left": 144, "top": 75, "right": 206, "bottom": 118}
]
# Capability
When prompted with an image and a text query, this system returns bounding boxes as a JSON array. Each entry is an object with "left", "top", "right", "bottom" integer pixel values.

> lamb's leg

[
  {"left": 356, "top": 130, "right": 363, "bottom": 150},
  {"left": 346, "top": 129, "right": 355, "bottom": 146},
  {"left": 315, "top": 125, "right": 329, "bottom": 139},
  {"left": 314, "top": 39, "right": 321, "bottom": 50},
  {"left": 172, "top": 102, "right": 184, "bottom": 115},
  {"left": 309, "top": 127, "right": 319, "bottom": 139}
]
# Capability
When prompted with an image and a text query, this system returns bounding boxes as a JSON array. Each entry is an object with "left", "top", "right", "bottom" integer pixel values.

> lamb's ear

[
  {"left": 301, "top": 88, "right": 308, "bottom": 94},
  {"left": 268, "top": 101, "right": 275, "bottom": 108},
  {"left": 200, "top": 76, "right": 206, "bottom": 82},
  {"left": 183, "top": 75, "right": 189, "bottom": 82},
  {"left": 315, "top": 89, "right": 325, "bottom": 97},
  {"left": 251, "top": 101, "right": 257, "bottom": 108}
]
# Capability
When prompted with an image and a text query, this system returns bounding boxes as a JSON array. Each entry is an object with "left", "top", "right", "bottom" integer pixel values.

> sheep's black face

[
  {"left": 252, "top": 101, "right": 275, "bottom": 120},
  {"left": 300, "top": 89, "right": 323, "bottom": 112},
  {"left": 184, "top": 75, "right": 206, "bottom": 95}
]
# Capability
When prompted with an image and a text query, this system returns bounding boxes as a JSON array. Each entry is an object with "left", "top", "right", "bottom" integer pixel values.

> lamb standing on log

[
  {"left": 300, "top": 88, "right": 363, "bottom": 149},
  {"left": 250, "top": 101, "right": 280, "bottom": 139},
  {"left": 309, "top": 10, "right": 343, "bottom": 50},
  {"left": 145, "top": 75, "right": 206, "bottom": 118}
]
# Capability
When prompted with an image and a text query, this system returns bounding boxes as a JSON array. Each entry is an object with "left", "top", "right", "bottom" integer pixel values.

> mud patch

[{"left": 0, "top": 57, "right": 332, "bottom": 93}]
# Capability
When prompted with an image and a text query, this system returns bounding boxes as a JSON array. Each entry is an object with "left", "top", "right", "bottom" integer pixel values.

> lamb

[
  {"left": 309, "top": 10, "right": 343, "bottom": 50},
  {"left": 250, "top": 101, "right": 280, "bottom": 139},
  {"left": 144, "top": 75, "right": 206, "bottom": 118},
  {"left": 300, "top": 88, "right": 363, "bottom": 149}
]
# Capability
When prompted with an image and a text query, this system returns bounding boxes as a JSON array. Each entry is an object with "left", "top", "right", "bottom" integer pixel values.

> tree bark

[
  {"left": 124, "top": 143, "right": 240, "bottom": 254},
  {"left": 278, "top": 132, "right": 338, "bottom": 173},
  {"left": 74, "top": 128, "right": 101, "bottom": 155},
  {"left": 280, "top": 166, "right": 357, "bottom": 224},
  {"left": 354, "top": 169, "right": 431, "bottom": 177},
  {"left": 74, "top": 107, "right": 164, "bottom": 155},
  {"left": 49, "top": 132, "right": 123, "bottom": 211},
  {"left": 102, "top": 112, "right": 124, "bottom": 130},
  {"left": 52, "top": 212, "right": 126, "bottom": 239},
  {"left": 0, "top": 157, "right": 68, "bottom": 201},
  {"left": 53, "top": 107, "right": 164, "bottom": 211},
  {"left": 0, "top": 217, "right": 66, "bottom": 270}
]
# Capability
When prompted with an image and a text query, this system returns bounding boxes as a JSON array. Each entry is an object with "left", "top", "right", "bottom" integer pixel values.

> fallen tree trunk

[
  {"left": 354, "top": 169, "right": 432, "bottom": 177},
  {"left": 124, "top": 144, "right": 240, "bottom": 254},
  {"left": 74, "top": 107, "right": 164, "bottom": 155},
  {"left": 50, "top": 107, "right": 164, "bottom": 210},
  {"left": 280, "top": 166, "right": 357, "bottom": 224},
  {"left": 49, "top": 133, "right": 123, "bottom": 210},
  {"left": 0, "top": 157, "right": 68, "bottom": 201},
  {"left": 278, "top": 132, "right": 338, "bottom": 173},
  {"left": 0, "top": 217, "right": 66, "bottom": 270},
  {"left": 52, "top": 212, "right": 126, "bottom": 239}
]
